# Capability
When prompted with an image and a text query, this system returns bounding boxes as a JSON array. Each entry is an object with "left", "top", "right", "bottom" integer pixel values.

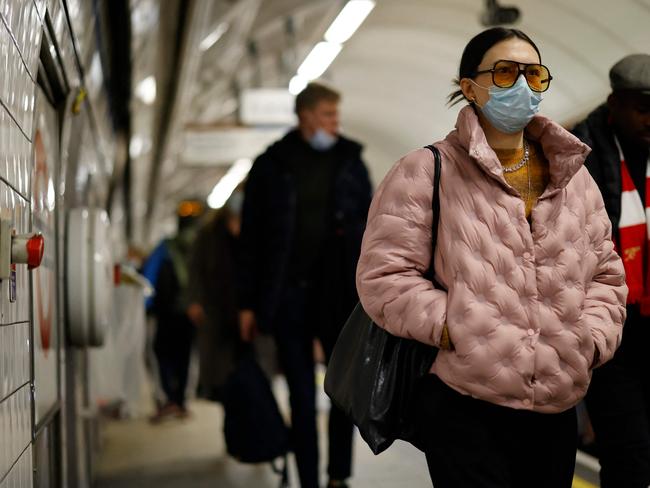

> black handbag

[{"left": 324, "top": 144, "right": 442, "bottom": 455}]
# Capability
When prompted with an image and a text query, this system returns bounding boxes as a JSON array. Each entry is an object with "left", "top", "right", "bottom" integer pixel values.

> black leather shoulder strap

[{"left": 424, "top": 145, "right": 441, "bottom": 253}]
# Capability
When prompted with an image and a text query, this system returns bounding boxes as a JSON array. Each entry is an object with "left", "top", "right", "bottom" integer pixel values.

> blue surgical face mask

[
  {"left": 309, "top": 128, "right": 338, "bottom": 151},
  {"left": 471, "top": 75, "right": 542, "bottom": 134}
]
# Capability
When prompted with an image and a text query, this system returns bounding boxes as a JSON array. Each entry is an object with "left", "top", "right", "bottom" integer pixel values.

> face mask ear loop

[
  {"left": 468, "top": 79, "right": 489, "bottom": 109},
  {"left": 469, "top": 79, "right": 491, "bottom": 91}
]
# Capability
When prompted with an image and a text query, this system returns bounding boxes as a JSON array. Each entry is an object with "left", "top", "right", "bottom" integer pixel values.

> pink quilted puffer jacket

[{"left": 357, "top": 106, "right": 628, "bottom": 413}]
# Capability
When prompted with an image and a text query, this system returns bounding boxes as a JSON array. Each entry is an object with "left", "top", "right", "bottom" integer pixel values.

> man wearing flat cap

[{"left": 573, "top": 54, "right": 650, "bottom": 488}]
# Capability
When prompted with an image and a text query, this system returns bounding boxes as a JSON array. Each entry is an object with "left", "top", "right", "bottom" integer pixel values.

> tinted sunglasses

[{"left": 474, "top": 59, "right": 553, "bottom": 93}]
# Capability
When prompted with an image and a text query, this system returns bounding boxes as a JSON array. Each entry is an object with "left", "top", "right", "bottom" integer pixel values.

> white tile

[
  {"left": 0, "top": 4, "right": 14, "bottom": 41},
  {"left": 0, "top": 104, "right": 31, "bottom": 200},
  {"left": 9, "top": 1, "right": 22, "bottom": 50},
  {"left": 0, "top": 443, "right": 33, "bottom": 488},
  {"left": 0, "top": 109, "right": 13, "bottom": 188},
  {"left": 0, "top": 12, "right": 34, "bottom": 139},
  {"left": 0, "top": 182, "right": 30, "bottom": 325},
  {"left": 0, "top": 324, "right": 28, "bottom": 401},
  {"left": 0, "top": 385, "right": 30, "bottom": 483},
  {"left": 0, "top": 30, "right": 11, "bottom": 116}
]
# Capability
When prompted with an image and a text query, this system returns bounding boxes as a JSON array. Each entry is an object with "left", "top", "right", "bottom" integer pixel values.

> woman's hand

[
  {"left": 187, "top": 302, "right": 206, "bottom": 326},
  {"left": 238, "top": 309, "right": 258, "bottom": 342}
]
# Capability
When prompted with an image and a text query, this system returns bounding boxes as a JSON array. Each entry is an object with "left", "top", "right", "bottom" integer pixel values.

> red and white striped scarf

[{"left": 615, "top": 135, "right": 650, "bottom": 316}]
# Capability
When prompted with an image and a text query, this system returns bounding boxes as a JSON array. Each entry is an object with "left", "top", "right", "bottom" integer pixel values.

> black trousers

[
  {"left": 586, "top": 305, "right": 650, "bottom": 488},
  {"left": 153, "top": 315, "right": 194, "bottom": 408},
  {"left": 413, "top": 374, "right": 577, "bottom": 488},
  {"left": 273, "top": 286, "right": 354, "bottom": 488}
]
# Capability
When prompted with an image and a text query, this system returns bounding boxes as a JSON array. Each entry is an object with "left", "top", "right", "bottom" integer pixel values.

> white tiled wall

[
  {"left": 0, "top": 385, "right": 32, "bottom": 483},
  {"left": 0, "top": 446, "right": 33, "bottom": 488},
  {"left": 0, "top": 2, "right": 43, "bottom": 487},
  {"left": 0, "top": 6, "right": 37, "bottom": 140},
  {"left": 1, "top": 0, "right": 111, "bottom": 485},
  {"left": 0, "top": 182, "right": 31, "bottom": 326},
  {"left": 0, "top": 323, "right": 29, "bottom": 403},
  {"left": 0, "top": 0, "right": 42, "bottom": 79},
  {"left": 0, "top": 1, "right": 44, "bottom": 204},
  {"left": 0, "top": 105, "right": 32, "bottom": 199}
]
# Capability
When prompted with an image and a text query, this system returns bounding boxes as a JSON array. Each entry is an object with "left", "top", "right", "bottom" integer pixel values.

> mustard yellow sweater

[
  {"left": 439, "top": 141, "right": 550, "bottom": 351},
  {"left": 494, "top": 141, "right": 550, "bottom": 218}
]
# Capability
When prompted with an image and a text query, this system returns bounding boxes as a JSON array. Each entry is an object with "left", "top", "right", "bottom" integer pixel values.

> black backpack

[{"left": 223, "top": 353, "right": 290, "bottom": 486}]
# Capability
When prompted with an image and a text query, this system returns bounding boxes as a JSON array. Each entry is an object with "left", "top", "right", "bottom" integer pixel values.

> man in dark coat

[
  {"left": 238, "top": 82, "right": 372, "bottom": 488},
  {"left": 573, "top": 54, "right": 650, "bottom": 488}
]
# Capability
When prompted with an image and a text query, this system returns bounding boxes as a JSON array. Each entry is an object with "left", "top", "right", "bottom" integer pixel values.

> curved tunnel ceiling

[
  {"left": 132, "top": 0, "right": 650, "bottom": 244},
  {"left": 329, "top": 0, "right": 650, "bottom": 181}
]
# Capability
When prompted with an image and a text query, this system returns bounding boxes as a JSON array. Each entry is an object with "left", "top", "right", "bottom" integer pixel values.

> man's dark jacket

[
  {"left": 238, "top": 129, "right": 372, "bottom": 339},
  {"left": 572, "top": 104, "right": 623, "bottom": 238}
]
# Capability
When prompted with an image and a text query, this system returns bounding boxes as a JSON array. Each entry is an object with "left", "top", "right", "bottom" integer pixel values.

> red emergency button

[
  {"left": 11, "top": 233, "right": 45, "bottom": 270},
  {"left": 26, "top": 234, "right": 44, "bottom": 269}
]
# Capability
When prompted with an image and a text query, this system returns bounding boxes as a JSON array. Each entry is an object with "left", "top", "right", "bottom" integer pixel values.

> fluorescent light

[
  {"left": 129, "top": 135, "right": 151, "bottom": 158},
  {"left": 136, "top": 76, "right": 156, "bottom": 104},
  {"left": 199, "top": 22, "right": 229, "bottom": 52},
  {"left": 47, "top": 180, "right": 55, "bottom": 211},
  {"left": 207, "top": 158, "right": 253, "bottom": 209},
  {"left": 297, "top": 42, "right": 342, "bottom": 81},
  {"left": 325, "top": 0, "right": 375, "bottom": 44},
  {"left": 289, "top": 75, "right": 308, "bottom": 95},
  {"left": 130, "top": 136, "right": 143, "bottom": 158}
]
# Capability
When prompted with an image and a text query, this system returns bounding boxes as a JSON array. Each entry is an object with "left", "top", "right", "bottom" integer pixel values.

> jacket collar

[
  {"left": 449, "top": 105, "right": 591, "bottom": 195},
  {"left": 270, "top": 129, "right": 363, "bottom": 159}
]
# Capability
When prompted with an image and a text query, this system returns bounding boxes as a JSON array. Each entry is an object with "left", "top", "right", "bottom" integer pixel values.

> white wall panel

[
  {"left": 0, "top": 445, "right": 33, "bottom": 488},
  {"left": 0, "top": 4, "right": 36, "bottom": 486},
  {"left": 0, "top": 105, "right": 32, "bottom": 199},
  {"left": 1, "top": 0, "right": 43, "bottom": 81},
  {"left": 0, "top": 183, "right": 30, "bottom": 326},
  {"left": 0, "top": 386, "right": 31, "bottom": 483},
  {"left": 32, "top": 91, "right": 59, "bottom": 425},
  {"left": 0, "top": 323, "right": 29, "bottom": 403},
  {"left": 0, "top": 13, "right": 35, "bottom": 139}
]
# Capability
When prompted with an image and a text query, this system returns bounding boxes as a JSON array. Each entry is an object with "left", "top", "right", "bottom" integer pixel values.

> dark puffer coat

[{"left": 238, "top": 129, "right": 372, "bottom": 341}]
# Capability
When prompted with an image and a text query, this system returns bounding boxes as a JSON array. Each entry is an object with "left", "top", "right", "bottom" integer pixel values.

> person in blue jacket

[{"left": 146, "top": 201, "right": 203, "bottom": 422}]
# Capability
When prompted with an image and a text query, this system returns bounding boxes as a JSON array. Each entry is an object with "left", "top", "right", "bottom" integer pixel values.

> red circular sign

[{"left": 33, "top": 130, "right": 53, "bottom": 354}]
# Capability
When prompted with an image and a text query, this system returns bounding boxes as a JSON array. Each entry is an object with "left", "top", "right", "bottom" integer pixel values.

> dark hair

[
  {"left": 295, "top": 82, "right": 341, "bottom": 114},
  {"left": 447, "top": 28, "right": 541, "bottom": 106}
]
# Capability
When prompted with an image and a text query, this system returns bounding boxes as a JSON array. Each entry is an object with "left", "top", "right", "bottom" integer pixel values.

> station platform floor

[{"left": 94, "top": 373, "right": 602, "bottom": 488}]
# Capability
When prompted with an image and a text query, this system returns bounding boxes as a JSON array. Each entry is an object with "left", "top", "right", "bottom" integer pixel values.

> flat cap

[{"left": 610, "top": 54, "right": 650, "bottom": 94}]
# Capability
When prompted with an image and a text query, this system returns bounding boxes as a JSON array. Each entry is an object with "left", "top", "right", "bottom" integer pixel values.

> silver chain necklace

[{"left": 501, "top": 140, "right": 530, "bottom": 173}]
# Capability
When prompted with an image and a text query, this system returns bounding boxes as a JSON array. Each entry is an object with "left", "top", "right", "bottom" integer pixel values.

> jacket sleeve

[
  {"left": 581, "top": 170, "right": 628, "bottom": 367},
  {"left": 237, "top": 155, "right": 266, "bottom": 311},
  {"left": 356, "top": 148, "right": 448, "bottom": 347}
]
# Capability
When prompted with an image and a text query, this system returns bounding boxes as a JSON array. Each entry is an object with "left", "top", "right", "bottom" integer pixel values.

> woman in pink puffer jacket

[{"left": 356, "top": 27, "right": 628, "bottom": 488}]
